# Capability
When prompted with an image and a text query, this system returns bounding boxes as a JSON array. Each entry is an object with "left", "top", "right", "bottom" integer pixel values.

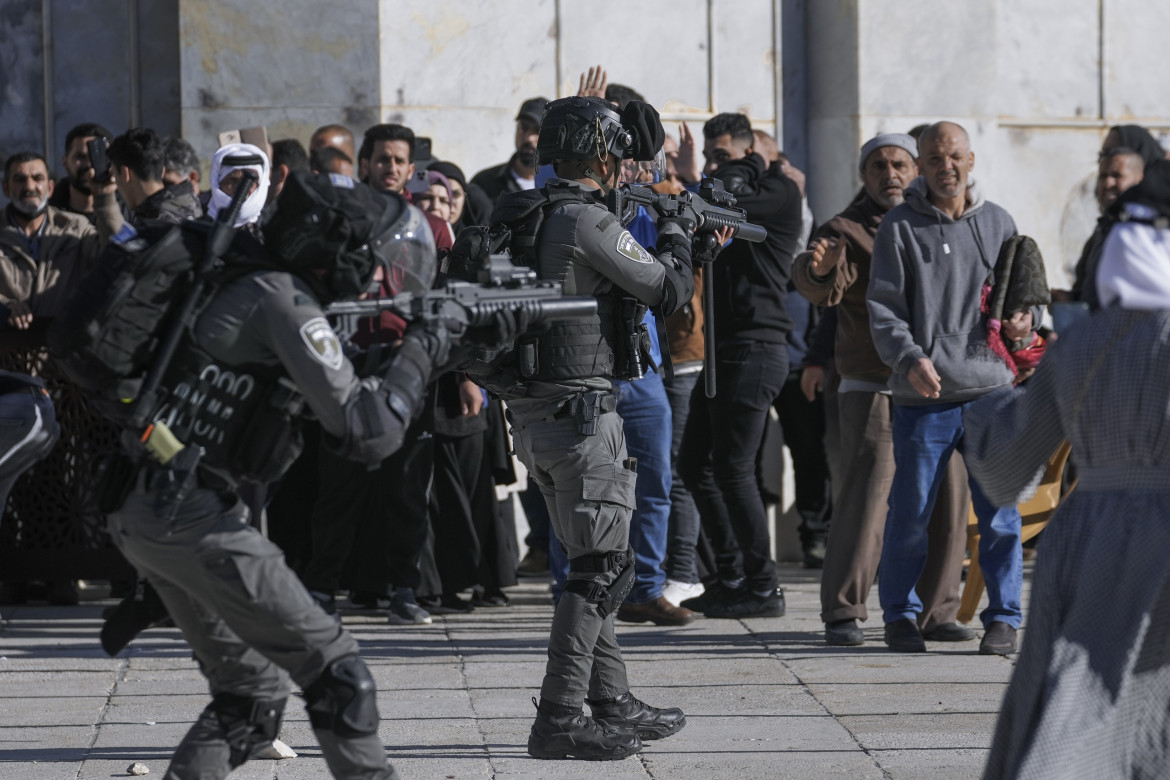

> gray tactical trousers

[
  {"left": 108, "top": 471, "right": 393, "bottom": 780},
  {"left": 511, "top": 408, "right": 637, "bottom": 709}
]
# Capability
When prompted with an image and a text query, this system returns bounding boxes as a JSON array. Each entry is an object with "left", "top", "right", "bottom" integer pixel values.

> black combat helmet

[
  {"left": 264, "top": 170, "right": 435, "bottom": 302},
  {"left": 536, "top": 96, "right": 665, "bottom": 167}
]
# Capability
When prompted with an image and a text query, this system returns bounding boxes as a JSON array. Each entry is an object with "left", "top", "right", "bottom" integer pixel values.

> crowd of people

[{"left": 2, "top": 62, "right": 1170, "bottom": 777}]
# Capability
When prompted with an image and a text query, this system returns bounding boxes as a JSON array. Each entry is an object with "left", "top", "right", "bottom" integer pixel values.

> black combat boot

[
  {"left": 587, "top": 692, "right": 686, "bottom": 740},
  {"left": 527, "top": 697, "right": 642, "bottom": 760}
]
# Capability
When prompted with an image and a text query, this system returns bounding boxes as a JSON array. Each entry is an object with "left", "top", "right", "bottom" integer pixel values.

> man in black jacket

[
  {"left": 94, "top": 128, "right": 203, "bottom": 236},
  {"left": 678, "top": 112, "right": 803, "bottom": 619},
  {"left": 470, "top": 97, "right": 547, "bottom": 204}
]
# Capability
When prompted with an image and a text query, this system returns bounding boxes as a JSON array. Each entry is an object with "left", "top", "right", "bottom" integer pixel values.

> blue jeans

[
  {"left": 879, "top": 402, "right": 1023, "bottom": 629},
  {"left": 548, "top": 372, "right": 673, "bottom": 605},
  {"left": 611, "top": 370, "right": 673, "bottom": 603}
]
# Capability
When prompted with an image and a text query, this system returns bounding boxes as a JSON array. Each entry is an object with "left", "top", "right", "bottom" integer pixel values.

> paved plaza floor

[{"left": 0, "top": 564, "right": 1024, "bottom": 779}]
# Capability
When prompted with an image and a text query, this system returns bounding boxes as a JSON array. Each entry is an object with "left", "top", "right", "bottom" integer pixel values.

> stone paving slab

[{"left": 0, "top": 563, "right": 1025, "bottom": 779}]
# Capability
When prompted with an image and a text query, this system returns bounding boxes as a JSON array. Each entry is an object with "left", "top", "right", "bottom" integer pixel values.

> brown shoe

[{"left": 617, "top": 596, "right": 694, "bottom": 626}]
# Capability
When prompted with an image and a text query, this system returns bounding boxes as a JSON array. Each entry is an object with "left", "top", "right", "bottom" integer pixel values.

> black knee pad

[
  {"left": 564, "top": 548, "right": 635, "bottom": 617},
  {"left": 208, "top": 693, "right": 287, "bottom": 768},
  {"left": 304, "top": 654, "right": 380, "bottom": 737}
]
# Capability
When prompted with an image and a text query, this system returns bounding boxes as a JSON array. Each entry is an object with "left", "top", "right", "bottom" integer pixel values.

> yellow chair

[{"left": 957, "top": 441, "right": 1075, "bottom": 624}]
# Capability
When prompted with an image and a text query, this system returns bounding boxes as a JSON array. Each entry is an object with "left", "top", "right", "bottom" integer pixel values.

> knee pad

[
  {"left": 208, "top": 693, "right": 287, "bottom": 768},
  {"left": 304, "top": 654, "right": 380, "bottom": 737},
  {"left": 564, "top": 548, "right": 635, "bottom": 618}
]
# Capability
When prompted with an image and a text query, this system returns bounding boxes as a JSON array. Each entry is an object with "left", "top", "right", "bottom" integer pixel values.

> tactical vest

[
  {"left": 150, "top": 341, "right": 305, "bottom": 485},
  {"left": 493, "top": 181, "right": 627, "bottom": 383}
]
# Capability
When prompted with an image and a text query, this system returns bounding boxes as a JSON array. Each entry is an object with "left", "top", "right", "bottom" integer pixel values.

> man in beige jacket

[{"left": 1, "top": 152, "right": 103, "bottom": 331}]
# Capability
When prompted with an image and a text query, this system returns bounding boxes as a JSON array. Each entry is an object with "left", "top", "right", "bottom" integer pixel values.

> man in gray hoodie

[{"left": 867, "top": 121, "right": 1028, "bottom": 656}]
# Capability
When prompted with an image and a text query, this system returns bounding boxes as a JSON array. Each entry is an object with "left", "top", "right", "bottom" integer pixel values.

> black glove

[
  {"left": 463, "top": 307, "right": 531, "bottom": 352},
  {"left": 692, "top": 233, "right": 725, "bottom": 265},
  {"left": 402, "top": 319, "right": 452, "bottom": 367}
]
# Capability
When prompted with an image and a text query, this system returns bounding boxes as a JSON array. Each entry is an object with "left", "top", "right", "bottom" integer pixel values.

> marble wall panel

[
  {"left": 713, "top": 0, "right": 778, "bottom": 121},
  {"left": 50, "top": 0, "right": 133, "bottom": 155},
  {"left": 856, "top": 1, "right": 997, "bottom": 120},
  {"left": 378, "top": 0, "right": 557, "bottom": 110},
  {"left": 559, "top": 0, "right": 710, "bottom": 111},
  {"left": 1103, "top": 0, "right": 1170, "bottom": 121},
  {"left": 179, "top": 0, "right": 380, "bottom": 112},
  {"left": 0, "top": 0, "right": 45, "bottom": 165},
  {"left": 995, "top": 0, "right": 1099, "bottom": 120},
  {"left": 992, "top": 126, "right": 1103, "bottom": 288}
]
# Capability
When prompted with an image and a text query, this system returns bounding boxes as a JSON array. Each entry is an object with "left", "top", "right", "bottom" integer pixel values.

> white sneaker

[{"left": 662, "top": 579, "right": 705, "bottom": 607}]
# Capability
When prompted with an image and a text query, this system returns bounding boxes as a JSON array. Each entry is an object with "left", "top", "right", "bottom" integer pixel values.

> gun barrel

[
  {"left": 464, "top": 297, "right": 597, "bottom": 327},
  {"left": 696, "top": 210, "right": 768, "bottom": 243}
]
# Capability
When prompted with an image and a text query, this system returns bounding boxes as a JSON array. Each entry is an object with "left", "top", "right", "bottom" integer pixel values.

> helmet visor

[
  {"left": 620, "top": 148, "right": 667, "bottom": 185},
  {"left": 371, "top": 204, "right": 436, "bottom": 296}
]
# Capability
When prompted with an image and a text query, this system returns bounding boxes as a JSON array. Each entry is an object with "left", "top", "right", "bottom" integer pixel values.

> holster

[
  {"left": 150, "top": 444, "right": 205, "bottom": 528},
  {"left": 562, "top": 391, "right": 616, "bottom": 436}
]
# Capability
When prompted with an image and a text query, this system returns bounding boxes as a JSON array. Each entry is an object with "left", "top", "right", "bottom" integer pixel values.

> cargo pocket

[{"left": 578, "top": 464, "right": 637, "bottom": 553}]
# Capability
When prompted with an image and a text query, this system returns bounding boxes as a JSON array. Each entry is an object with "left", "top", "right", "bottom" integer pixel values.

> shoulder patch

[
  {"left": 299, "top": 317, "right": 344, "bottom": 370},
  {"left": 615, "top": 230, "right": 654, "bottom": 264}
]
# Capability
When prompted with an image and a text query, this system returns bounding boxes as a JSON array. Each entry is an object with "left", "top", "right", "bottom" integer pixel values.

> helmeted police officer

[
  {"left": 483, "top": 96, "right": 698, "bottom": 760},
  {"left": 105, "top": 172, "right": 463, "bottom": 780}
]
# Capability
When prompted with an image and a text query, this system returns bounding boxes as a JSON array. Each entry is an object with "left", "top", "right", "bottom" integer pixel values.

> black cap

[{"left": 516, "top": 97, "right": 549, "bottom": 125}]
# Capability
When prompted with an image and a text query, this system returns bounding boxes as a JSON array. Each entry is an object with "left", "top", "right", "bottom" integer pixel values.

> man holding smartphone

[{"left": 47, "top": 123, "right": 115, "bottom": 223}]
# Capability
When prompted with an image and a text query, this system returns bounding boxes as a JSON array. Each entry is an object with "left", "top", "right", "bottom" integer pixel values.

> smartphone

[
  {"left": 405, "top": 169, "right": 430, "bottom": 195},
  {"left": 87, "top": 137, "right": 111, "bottom": 183}
]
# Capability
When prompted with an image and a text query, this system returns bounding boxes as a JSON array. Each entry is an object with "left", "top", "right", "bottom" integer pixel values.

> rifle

[
  {"left": 324, "top": 254, "right": 598, "bottom": 337},
  {"left": 608, "top": 178, "right": 769, "bottom": 398}
]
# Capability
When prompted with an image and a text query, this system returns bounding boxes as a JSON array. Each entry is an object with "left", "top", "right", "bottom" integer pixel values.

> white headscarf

[
  {"left": 1096, "top": 203, "right": 1170, "bottom": 311},
  {"left": 208, "top": 143, "right": 270, "bottom": 227}
]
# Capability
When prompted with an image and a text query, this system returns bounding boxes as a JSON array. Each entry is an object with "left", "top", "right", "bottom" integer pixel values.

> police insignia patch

[
  {"left": 615, "top": 230, "right": 653, "bottom": 264},
  {"left": 299, "top": 317, "right": 344, "bottom": 370}
]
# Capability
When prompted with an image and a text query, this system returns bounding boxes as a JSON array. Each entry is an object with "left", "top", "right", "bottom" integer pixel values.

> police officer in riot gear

[
  {"left": 105, "top": 171, "right": 464, "bottom": 780},
  {"left": 483, "top": 96, "right": 697, "bottom": 760}
]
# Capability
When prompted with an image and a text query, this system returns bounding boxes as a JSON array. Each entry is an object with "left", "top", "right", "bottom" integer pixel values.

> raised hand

[
  {"left": 577, "top": 65, "right": 608, "bottom": 98},
  {"left": 676, "top": 122, "right": 702, "bottom": 185}
]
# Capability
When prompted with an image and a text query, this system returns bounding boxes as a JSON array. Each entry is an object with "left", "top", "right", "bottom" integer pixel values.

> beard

[
  {"left": 9, "top": 195, "right": 48, "bottom": 219},
  {"left": 68, "top": 168, "right": 93, "bottom": 195},
  {"left": 516, "top": 146, "right": 537, "bottom": 168}
]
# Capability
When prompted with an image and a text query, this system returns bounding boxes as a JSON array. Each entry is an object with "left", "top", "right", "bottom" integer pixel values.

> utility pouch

[
  {"left": 517, "top": 337, "right": 539, "bottom": 378},
  {"left": 614, "top": 297, "right": 648, "bottom": 380}
]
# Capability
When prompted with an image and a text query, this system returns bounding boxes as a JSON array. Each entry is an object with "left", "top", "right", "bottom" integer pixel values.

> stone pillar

[{"left": 178, "top": 0, "right": 381, "bottom": 169}]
